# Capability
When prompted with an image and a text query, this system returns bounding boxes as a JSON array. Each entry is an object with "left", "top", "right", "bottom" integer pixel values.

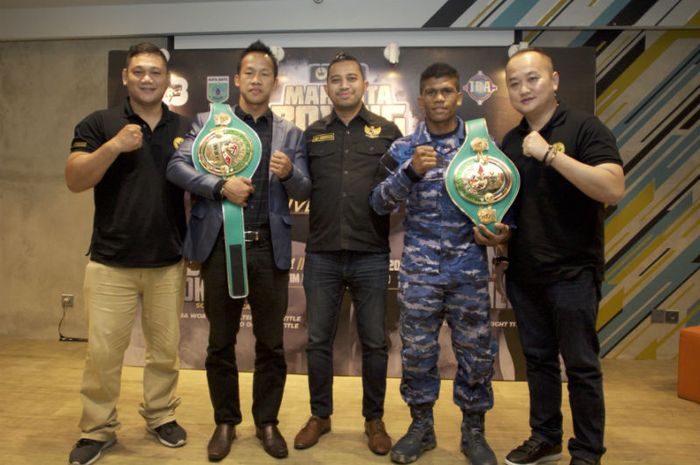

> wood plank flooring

[{"left": 0, "top": 337, "right": 697, "bottom": 465}]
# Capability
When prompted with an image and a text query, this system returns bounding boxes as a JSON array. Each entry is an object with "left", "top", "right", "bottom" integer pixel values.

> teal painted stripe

[
  {"left": 569, "top": 30, "right": 595, "bottom": 47},
  {"left": 612, "top": 47, "right": 700, "bottom": 146},
  {"left": 600, "top": 230, "right": 700, "bottom": 355},
  {"left": 625, "top": 134, "right": 681, "bottom": 196},
  {"left": 568, "top": 0, "right": 635, "bottom": 46},
  {"left": 687, "top": 303, "right": 700, "bottom": 326},
  {"left": 613, "top": 122, "right": 699, "bottom": 218},
  {"left": 603, "top": 133, "right": 681, "bottom": 234},
  {"left": 602, "top": 183, "right": 693, "bottom": 291},
  {"left": 667, "top": 126, "right": 700, "bottom": 173},
  {"left": 489, "top": 0, "right": 536, "bottom": 27},
  {"left": 603, "top": 129, "right": 698, "bottom": 288},
  {"left": 603, "top": 225, "right": 657, "bottom": 292},
  {"left": 611, "top": 48, "right": 700, "bottom": 146},
  {"left": 601, "top": 127, "right": 700, "bottom": 296}
]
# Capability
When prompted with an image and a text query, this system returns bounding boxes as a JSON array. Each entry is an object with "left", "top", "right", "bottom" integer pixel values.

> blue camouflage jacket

[{"left": 370, "top": 118, "right": 488, "bottom": 277}]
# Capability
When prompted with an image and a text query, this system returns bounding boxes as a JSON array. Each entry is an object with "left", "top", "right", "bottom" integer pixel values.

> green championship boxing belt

[
  {"left": 192, "top": 102, "right": 262, "bottom": 298},
  {"left": 445, "top": 118, "right": 519, "bottom": 234}
]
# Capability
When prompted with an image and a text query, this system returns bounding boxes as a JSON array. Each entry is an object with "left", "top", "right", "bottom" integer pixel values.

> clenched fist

[
  {"left": 111, "top": 124, "right": 143, "bottom": 154},
  {"left": 411, "top": 145, "right": 438, "bottom": 175},
  {"left": 522, "top": 131, "right": 549, "bottom": 161},
  {"left": 270, "top": 150, "right": 293, "bottom": 179}
]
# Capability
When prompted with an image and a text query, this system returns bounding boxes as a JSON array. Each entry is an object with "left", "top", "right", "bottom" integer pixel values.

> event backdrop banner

[{"left": 115, "top": 46, "right": 595, "bottom": 381}]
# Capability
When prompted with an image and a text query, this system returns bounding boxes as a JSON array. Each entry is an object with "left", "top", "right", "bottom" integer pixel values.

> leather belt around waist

[{"left": 244, "top": 229, "right": 271, "bottom": 242}]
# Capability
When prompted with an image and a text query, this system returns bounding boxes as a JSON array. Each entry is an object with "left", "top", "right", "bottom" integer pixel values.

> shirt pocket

[
  {"left": 308, "top": 141, "right": 336, "bottom": 158},
  {"left": 353, "top": 140, "right": 387, "bottom": 157}
]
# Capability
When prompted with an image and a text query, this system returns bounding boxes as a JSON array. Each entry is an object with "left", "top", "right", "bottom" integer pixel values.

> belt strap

[{"left": 191, "top": 102, "right": 262, "bottom": 298}]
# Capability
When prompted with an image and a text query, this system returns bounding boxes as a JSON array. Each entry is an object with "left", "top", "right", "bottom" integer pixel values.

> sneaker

[
  {"left": 69, "top": 438, "right": 116, "bottom": 465},
  {"left": 148, "top": 420, "right": 187, "bottom": 447},
  {"left": 505, "top": 436, "right": 562, "bottom": 465}
]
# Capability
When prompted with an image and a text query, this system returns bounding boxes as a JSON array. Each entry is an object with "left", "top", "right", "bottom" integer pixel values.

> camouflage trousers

[{"left": 397, "top": 268, "right": 495, "bottom": 412}]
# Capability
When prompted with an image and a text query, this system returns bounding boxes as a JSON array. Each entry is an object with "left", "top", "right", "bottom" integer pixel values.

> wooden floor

[{"left": 0, "top": 337, "right": 698, "bottom": 465}]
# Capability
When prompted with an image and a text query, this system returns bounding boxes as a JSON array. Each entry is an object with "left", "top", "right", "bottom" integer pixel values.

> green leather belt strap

[
  {"left": 445, "top": 118, "right": 520, "bottom": 234},
  {"left": 191, "top": 102, "right": 262, "bottom": 298}
]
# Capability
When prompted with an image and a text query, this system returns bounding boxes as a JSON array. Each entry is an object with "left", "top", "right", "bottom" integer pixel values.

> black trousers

[
  {"left": 507, "top": 270, "right": 605, "bottom": 462},
  {"left": 201, "top": 230, "right": 289, "bottom": 426}
]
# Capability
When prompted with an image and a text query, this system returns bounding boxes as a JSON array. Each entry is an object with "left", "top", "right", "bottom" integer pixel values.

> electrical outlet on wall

[
  {"left": 651, "top": 309, "right": 665, "bottom": 323},
  {"left": 652, "top": 308, "right": 681, "bottom": 324},
  {"left": 665, "top": 310, "right": 680, "bottom": 324},
  {"left": 61, "top": 293, "right": 74, "bottom": 308}
]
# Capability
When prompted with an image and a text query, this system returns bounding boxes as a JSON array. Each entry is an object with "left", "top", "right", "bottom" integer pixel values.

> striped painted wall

[{"left": 426, "top": 0, "right": 699, "bottom": 360}]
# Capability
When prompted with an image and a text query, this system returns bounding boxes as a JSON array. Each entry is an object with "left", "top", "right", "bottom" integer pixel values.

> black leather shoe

[
  {"left": 207, "top": 424, "right": 235, "bottom": 462},
  {"left": 256, "top": 424, "right": 288, "bottom": 459}
]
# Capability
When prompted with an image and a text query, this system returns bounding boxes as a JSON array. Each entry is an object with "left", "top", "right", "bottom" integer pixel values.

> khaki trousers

[{"left": 78, "top": 260, "right": 185, "bottom": 441}]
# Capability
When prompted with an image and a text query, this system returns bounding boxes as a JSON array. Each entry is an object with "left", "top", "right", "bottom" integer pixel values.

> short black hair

[
  {"left": 327, "top": 51, "right": 365, "bottom": 80},
  {"left": 419, "top": 62, "right": 460, "bottom": 93},
  {"left": 507, "top": 47, "right": 555, "bottom": 72},
  {"left": 237, "top": 40, "right": 279, "bottom": 77},
  {"left": 125, "top": 42, "right": 168, "bottom": 69}
]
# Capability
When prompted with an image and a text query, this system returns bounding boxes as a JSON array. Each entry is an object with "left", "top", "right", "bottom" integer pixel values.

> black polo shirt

[
  {"left": 305, "top": 106, "right": 402, "bottom": 253},
  {"left": 501, "top": 102, "right": 622, "bottom": 284},
  {"left": 70, "top": 98, "right": 190, "bottom": 267},
  {"left": 234, "top": 105, "right": 272, "bottom": 231}
]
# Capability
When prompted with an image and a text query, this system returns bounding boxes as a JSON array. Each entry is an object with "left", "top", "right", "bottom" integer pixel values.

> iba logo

[{"left": 464, "top": 70, "right": 498, "bottom": 106}]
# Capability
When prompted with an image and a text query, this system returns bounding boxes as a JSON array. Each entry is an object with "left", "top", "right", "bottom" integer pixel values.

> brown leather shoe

[
  {"left": 294, "top": 416, "right": 331, "bottom": 449},
  {"left": 365, "top": 418, "right": 392, "bottom": 455},
  {"left": 255, "top": 424, "right": 288, "bottom": 459},
  {"left": 207, "top": 423, "right": 235, "bottom": 462}
]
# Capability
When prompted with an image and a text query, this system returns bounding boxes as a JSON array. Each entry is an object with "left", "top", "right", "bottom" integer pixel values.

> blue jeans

[
  {"left": 303, "top": 251, "right": 389, "bottom": 420},
  {"left": 506, "top": 269, "right": 605, "bottom": 462}
]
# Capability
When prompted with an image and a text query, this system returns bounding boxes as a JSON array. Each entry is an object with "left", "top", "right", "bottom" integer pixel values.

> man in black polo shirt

[
  {"left": 65, "top": 42, "right": 190, "bottom": 465},
  {"left": 294, "top": 52, "right": 402, "bottom": 456},
  {"left": 500, "top": 48, "right": 624, "bottom": 465},
  {"left": 167, "top": 40, "right": 310, "bottom": 461}
]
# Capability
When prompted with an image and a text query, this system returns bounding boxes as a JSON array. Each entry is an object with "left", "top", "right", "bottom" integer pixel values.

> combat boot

[
  {"left": 390, "top": 403, "right": 437, "bottom": 464},
  {"left": 461, "top": 411, "right": 497, "bottom": 465}
]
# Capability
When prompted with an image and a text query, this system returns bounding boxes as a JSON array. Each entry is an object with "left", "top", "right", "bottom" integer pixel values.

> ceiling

[{"left": 0, "top": 0, "right": 243, "bottom": 8}]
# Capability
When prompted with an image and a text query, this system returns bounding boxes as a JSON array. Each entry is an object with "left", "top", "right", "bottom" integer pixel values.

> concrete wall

[{"left": 0, "top": 37, "right": 167, "bottom": 339}]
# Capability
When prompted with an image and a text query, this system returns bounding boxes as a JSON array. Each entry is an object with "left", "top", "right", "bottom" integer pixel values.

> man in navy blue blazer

[{"left": 167, "top": 41, "right": 310, "bottom": 461}]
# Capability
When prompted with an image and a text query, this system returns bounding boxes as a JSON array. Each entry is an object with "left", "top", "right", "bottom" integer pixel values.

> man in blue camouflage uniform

[{"left": 371, "top": 63, "right": 509, "bottom": 465}]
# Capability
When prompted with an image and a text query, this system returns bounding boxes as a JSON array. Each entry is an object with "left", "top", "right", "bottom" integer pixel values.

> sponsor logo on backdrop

[
  {"left": 164, "top": 74, "right": 189, "bottom": 107},
  {"left": 464, "top": 70, "right": 497, "bottom": 106},
  {"left": 207, "top": 76, "right": 230, "bottom": 103}
]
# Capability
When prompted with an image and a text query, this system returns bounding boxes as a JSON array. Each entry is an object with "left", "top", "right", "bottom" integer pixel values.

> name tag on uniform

[{"left": 312, "top": 133, "right": 335, "bottom": 143}]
